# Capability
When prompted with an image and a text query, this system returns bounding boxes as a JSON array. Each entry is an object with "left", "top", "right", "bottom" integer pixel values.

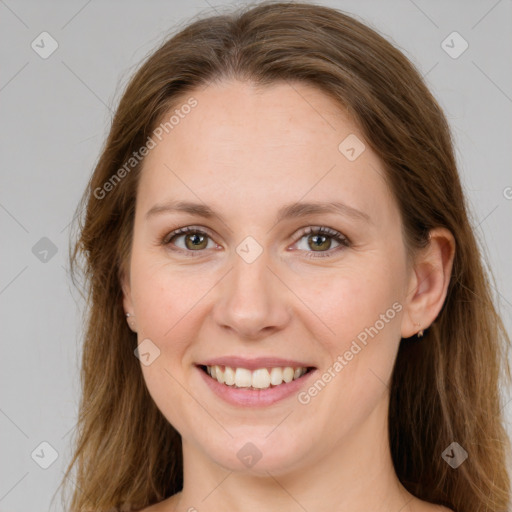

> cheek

[
  {"left": 130, "top": 252, "right": 217, "bottom": 341},
  {"left": 297, "top": 262, "right": 403, "bottom": 357},
  {"left": 293, "top": 258, "right": 405, "bottom": 424},
  {"left": 130, "top": 240, "right": 406, "bottom": 447},
  {"left": 131, "top": 260, "right": 217, "bottom": 435}
]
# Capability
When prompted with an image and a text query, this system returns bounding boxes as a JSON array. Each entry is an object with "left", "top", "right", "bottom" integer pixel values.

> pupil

[
  {"left": 188, "top": 233, "right": 205, "bottom": 249},
  {"left": 311, "top": 234, "right": 329, "bottom": 251}
]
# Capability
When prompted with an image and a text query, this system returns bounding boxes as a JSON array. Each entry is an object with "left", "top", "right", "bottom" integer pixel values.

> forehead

[{"left": 136, "top": 80, "right": 394, "bottom": 227}]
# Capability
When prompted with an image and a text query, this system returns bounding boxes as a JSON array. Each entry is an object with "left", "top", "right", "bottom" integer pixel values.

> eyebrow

[{"left": 145, "top": 199, "right": 371, "bottom": 225}]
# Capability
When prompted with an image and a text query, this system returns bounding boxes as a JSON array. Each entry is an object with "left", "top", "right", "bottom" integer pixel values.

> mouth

[{"left": 197, "top": 364, "right": 316, "bottom": 390}]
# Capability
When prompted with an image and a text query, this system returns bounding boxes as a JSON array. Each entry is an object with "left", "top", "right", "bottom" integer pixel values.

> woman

[{"left": 60, "top": 2, "right": 511, "bottom": 511}]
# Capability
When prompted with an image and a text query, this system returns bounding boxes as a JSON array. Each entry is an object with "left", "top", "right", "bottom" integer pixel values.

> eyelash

[{"left": 160, "top": 225, "right": 350, "bottom": 259}]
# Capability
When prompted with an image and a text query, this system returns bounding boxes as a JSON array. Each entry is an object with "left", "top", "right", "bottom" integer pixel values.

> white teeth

[
  {"left": 204, "top": 365, "right": 309, "bottom": 389},
  {"left": 214, "top": 365, "right": 224, "bottom": 384},
  {"left": 224, "top": 366, "right": 235, "bottom": 385},
  {"left": 283, "top": 367, "right": 294, "bottom": 383},
  {"left": 251, "top": 368, "right": 270, "bottom": 389},
  {"left": 269, "top": 367, "right": 283, "bottom": 386},
  {"left": 234, "top": 368, "right": 252, "bottom": 387}
]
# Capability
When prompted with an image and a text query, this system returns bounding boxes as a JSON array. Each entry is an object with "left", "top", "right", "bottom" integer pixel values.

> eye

[
  {"left": 294, "top": 226, "right": 350, "bottom": 258},
  {"left": 160, "top": 225, "right": 350, "bottom": 258},
  {"left": 161, "top": 226, "right": 217, "bottom": 255}
]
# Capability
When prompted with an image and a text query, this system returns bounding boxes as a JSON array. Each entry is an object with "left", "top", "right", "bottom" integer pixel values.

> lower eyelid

[
  {"left": 170, "top": 233, "right": 216, "bottom": 251},
  {"left": 163, "top": 227, "right": 349, "bottom": 256}
]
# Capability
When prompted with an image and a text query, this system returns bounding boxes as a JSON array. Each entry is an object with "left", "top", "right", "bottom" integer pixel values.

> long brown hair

[{"left": 58, "top": 2, "right": 511, "bottom": 510}]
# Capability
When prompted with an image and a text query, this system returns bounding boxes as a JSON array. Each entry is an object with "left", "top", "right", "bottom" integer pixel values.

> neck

[{"left": 170, "top": 393, "right": 418, "bottom": 512}]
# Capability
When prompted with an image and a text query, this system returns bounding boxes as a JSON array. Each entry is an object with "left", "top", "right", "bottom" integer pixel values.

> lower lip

[{"left": 196, "top": 366, "right": 317, "bottom": 407}]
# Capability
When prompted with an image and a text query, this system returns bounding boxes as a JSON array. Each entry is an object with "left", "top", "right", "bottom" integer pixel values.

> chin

[{"left": 203, "top": 432, "right": 310, "bottom": 475}]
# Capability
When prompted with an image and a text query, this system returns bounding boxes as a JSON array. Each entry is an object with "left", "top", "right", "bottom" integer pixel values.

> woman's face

[{"left": 123, "top": 79, "right": 416, "bottom": 474}]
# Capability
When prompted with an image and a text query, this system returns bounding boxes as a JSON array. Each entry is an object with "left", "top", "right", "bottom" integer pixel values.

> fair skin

[{"left": 122, "top": 79, "right": 455, "bottom": 512}]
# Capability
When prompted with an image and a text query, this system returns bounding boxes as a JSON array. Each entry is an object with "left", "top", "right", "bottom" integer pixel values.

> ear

[
  {"left": 401, "top": 227, "right": 455, "bottom": 338},
  {"left": 120, "top": 269, "right": 137, "bottom": 332}
]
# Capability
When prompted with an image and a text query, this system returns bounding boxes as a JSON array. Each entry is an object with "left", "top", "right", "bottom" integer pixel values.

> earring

[
  {"left": 125, "top": 312, "right": 137, "bottom": 331},
  {"left": 415, "top": 322, "right": 424, "bottom": 338}
]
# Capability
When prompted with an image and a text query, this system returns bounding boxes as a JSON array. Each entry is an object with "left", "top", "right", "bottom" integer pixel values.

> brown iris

[
  {"left": 308, "top": 233, "right": 331, "bottom": 251},
  {"left": 184, "top": 232, "right": 208, "bottom": 250}
]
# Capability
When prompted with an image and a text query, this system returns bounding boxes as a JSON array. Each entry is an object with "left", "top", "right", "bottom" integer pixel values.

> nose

[{"left": 212, "top": 250, "right": 292, "bottom": 340}]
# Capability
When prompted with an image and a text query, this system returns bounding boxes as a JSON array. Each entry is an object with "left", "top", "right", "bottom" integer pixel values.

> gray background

[{"left": 1, "top": 0, "right": 511, "bottom": 510}]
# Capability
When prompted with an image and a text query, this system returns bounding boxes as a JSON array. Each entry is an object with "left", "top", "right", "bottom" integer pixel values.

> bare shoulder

[
  {"left": 405, "top": 497, "right": 454, "bottom": 512},
  {"left": 136, "top": 503, "right": 168, "bottom": 512},
  {"left": 419, "top": 503, "right": 454, "bottom": 512},
  {"left": 136, "top": 495, "right": 453, "bottom": 512},
  {"left": 138, "top": 505, "right": 160, "bottom": 512},
  {"left": 135, "top": 493, "right": 180, "bottom": 512},
  {"left": 136, "top": 503, "right": 170, "bottom": 512},
  {"left": 136, "top": 504, "right": 162, "bottom": 512}
]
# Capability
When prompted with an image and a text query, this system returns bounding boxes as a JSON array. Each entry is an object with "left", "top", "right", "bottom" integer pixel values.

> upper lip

[{"left": 197, "top": 356, "right": 315, "bottom": 371}]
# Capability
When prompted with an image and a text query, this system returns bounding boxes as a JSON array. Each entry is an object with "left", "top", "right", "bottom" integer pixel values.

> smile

[{"left": 202, "top": 365, "right": 313, "bottom": 390}]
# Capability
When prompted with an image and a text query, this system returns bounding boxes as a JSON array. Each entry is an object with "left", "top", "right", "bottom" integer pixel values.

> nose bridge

[
  {"left": 212, "top": 245, "right": 291, "bottom": 338},
  {"left": 231, "top": 248, "right": 272, "bottom": 300}
]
